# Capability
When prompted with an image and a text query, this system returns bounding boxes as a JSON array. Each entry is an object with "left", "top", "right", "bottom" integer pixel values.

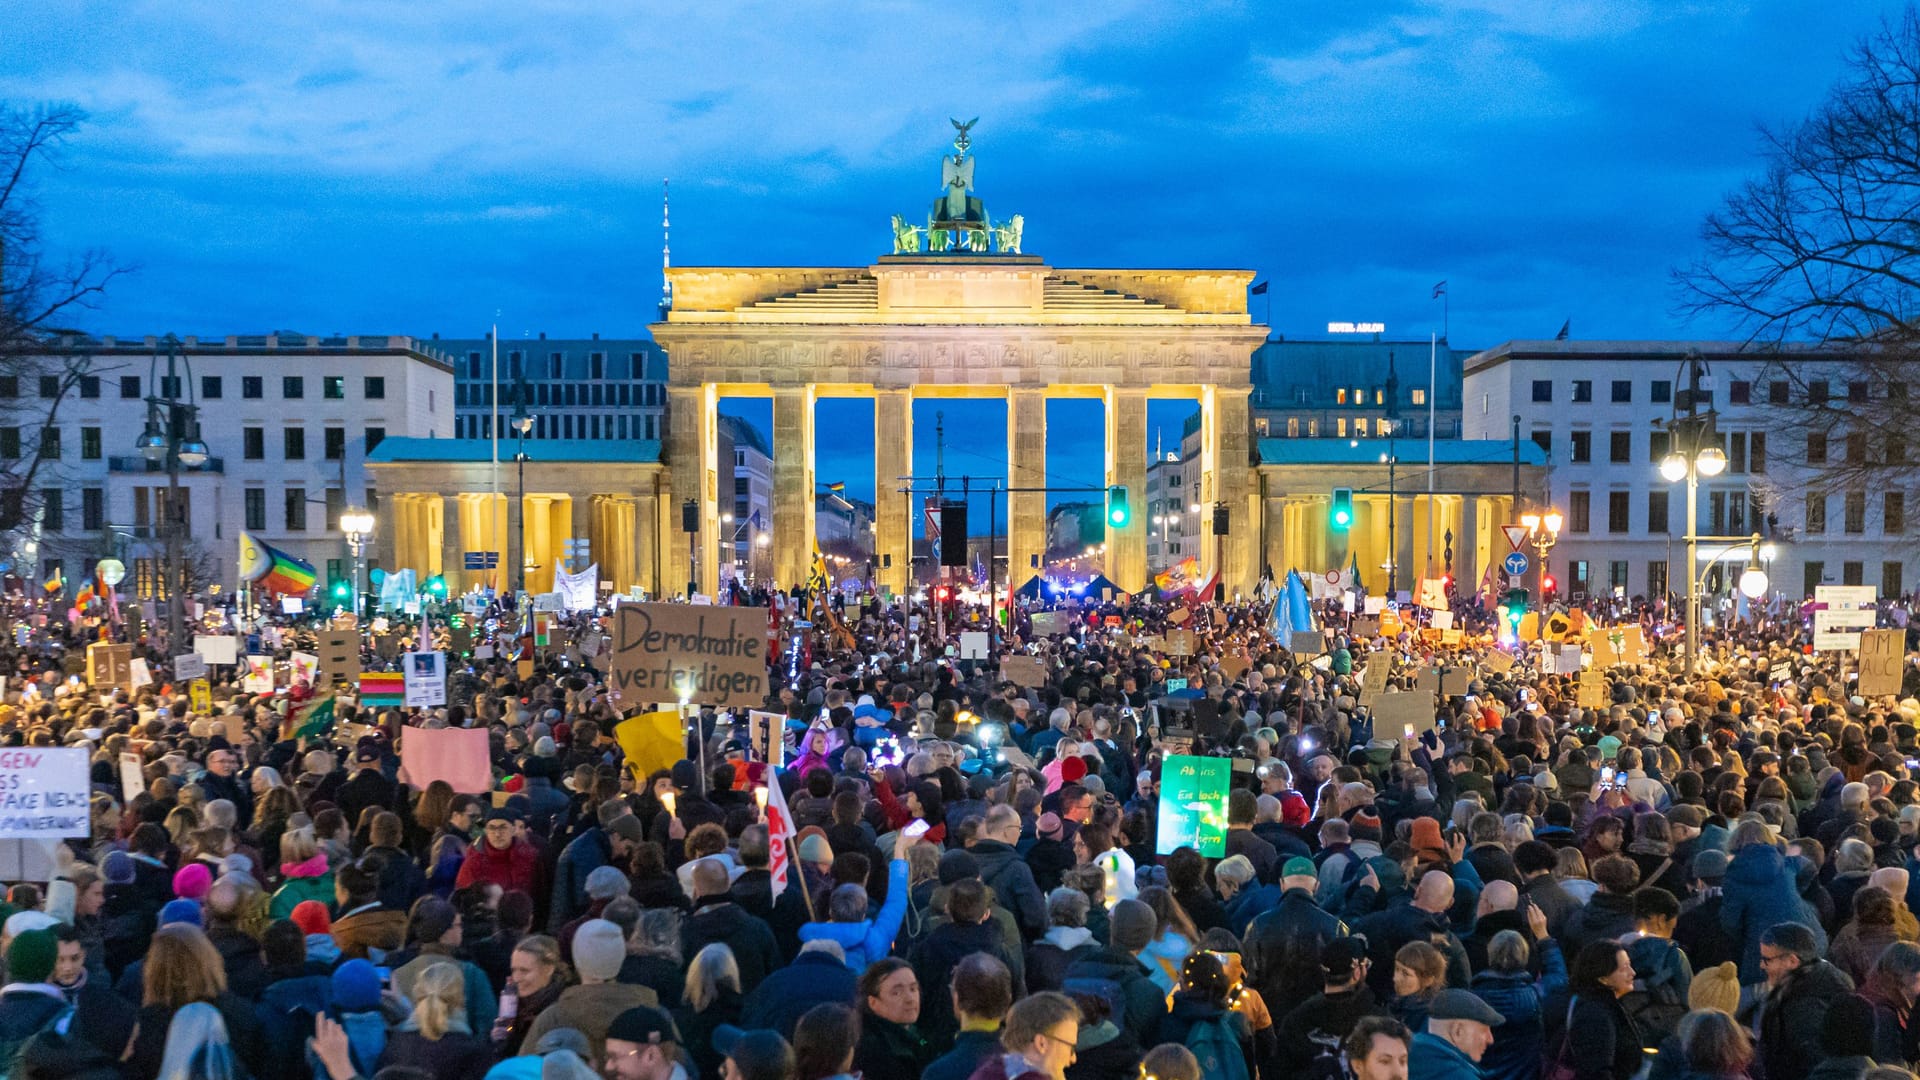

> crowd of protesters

[{"left": 0, "top": 590, "right": 1916, "bottom": 1080}]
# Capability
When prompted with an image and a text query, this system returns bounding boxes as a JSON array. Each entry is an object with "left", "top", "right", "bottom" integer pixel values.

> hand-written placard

[
  {"left": 1156, "top": 754, "right": 1229, "bottom": 857},
  {"left": 0, "top": 748, "right": 89, "bottom": 838},
  {"left": 1374, "top": 691, "right": 1437, "bottom": 738},
  {"left": 1002, "top": 656, "right": 1047, "bottom": 687},
  {"left": 1290, "top": 631, "right": 1326, "bottom": 656},
  {"left": 1165, "top": 629, "right": 1194, "bottom": 656},
  {"left": 1579, "top": 669, "right": 1608, "bottom": 708},
  {"left": 172, "top": 653, "right": 208, "bottom": 682},
  {"left": 608, "top": 603, "right": 768, "bottom": 708},
  {"left": 1858, "top": 629, "right": 1905, "bottom": 698}
]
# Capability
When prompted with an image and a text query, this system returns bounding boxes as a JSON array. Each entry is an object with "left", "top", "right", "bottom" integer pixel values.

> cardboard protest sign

[
  {"left": 1552, "top": 644, "right": 1584, "bottom": 675},
  {"left": 1441, "top": 629, "right": 1464, "bottom": 647},
  {"left": 400, "top": 726, "right": 492, "bottom": 793},
  {"left": 1290, "top": 631, "right": 1327, "bottom": 656},
  {"left": 1156, "top": 755, "right": 1229, "bottom": 857},
  {"left": 1165, "top": 629, "right": 1194, "bottom": 656},
  {"left": 1002, "top": 656, "right": 1047, "bottom": 688},
  {"left": 1168, "top": 607, "right": 1192, "bottom": 625},
  {"left": 1374, "top": 691, "right": 1437, "bottom": 738},
  {"left": 1858, "top": 629, "right": 1906, "bottom": 697},
  {"left": 1350, "top": 616, "right": 1381, "bottom": 638},
  {"left": 0, "top": 748, "right": 89, "bottom": 838},
  {"left": 1379, "top": 611, "right": 1404, "bottom": 638},
  {"left": 607, "top": 603, "right": 767, "bottom": 708},
  {"left": 1219, "top": 654, "right": 1251, "bottom": 680},
  {"left": 1579, "top": 669, "right": 1608, "bottom": 708},
  {"left": 747, "top": 710, "right": 784, "bottom": 764},
  {"left": 188, "top": 679, "right": 211, "bottom": 714},
  {"left": 1481, "top": 650, "right": 1516, "bottom": 674},
  {"left": 1363, "top": 595, "right": 1387, "bottom": 615},
  {"left": 86, "top": 643, "right": 133, "bottom": 692},
  {"left": 1416, "top": 666, "right": 1470, "bottom": 699}
]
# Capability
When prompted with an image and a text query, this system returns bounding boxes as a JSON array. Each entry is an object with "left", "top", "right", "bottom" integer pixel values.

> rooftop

[
  {"left": 50, "top": 333, "right": 456, "bottom": 370},
  {"left": 1256, "top": 437, "right": 1546, "bottom": 467},
  {"left": 1462, "top": 339, "right": 1858, "bottom": 374},
  {"left": 366, "top": 437, "right": 662, "bottom": 464}
]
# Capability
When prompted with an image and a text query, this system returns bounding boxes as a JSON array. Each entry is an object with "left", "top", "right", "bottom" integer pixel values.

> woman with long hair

[
  {"left": 850, "top": 958, "right": 931, "bottom": 1079},
  {"left": 156, "top": 1002, "right": 239, "bottom": 1080},
  {"left": 247, "top": 786, "right": 300, "bottom": 885},
  {"left": 1672, "top": 1009, "right": 1753, "bottom": 1080},
  {"left": 1544, "top": 942, "right": 1643, "bottom": 1080},
  {"left": 623, "top": 906, "right": 686, "bottom": 1008},
  {"left": 1137, "top": 885, "right": 1199, "bottom": 994},
  {"left": 1857, "top": 940, "right": 1920, "bottom": 1065},
  {"left": 410, "top": 780, "right": 457, "bottom": 859},
  {"left": 793, "top": 1002, "right": 861, "bottom": 1080},
  {"left": 1159, "top": 951, "right": 1255, "bottom": 1079},
  {"left": 1390, "top": 941, "right": 1448, "bottom": 1031},
  {"left": 674, "top": 943, "right": 745, "bottom": 1080},
  {"left": 379, "top": 961, "right": 495, "bottom": 1080},
  {"left": 132, "top": 925, "right": 265, "bottom": 1079},
  {"left": 495, "top": 934, "right": 572, "bottom": 1056}
]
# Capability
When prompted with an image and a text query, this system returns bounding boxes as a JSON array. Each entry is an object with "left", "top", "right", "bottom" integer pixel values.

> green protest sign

[{"left": 1156, "top": 754, "right": 1229, "bottom": 857}]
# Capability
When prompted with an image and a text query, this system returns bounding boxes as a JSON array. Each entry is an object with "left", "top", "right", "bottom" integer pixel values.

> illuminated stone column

[
  {"left": 772, "top": 384, "right": 818, "bottom": 589},
  {"left": 1104, "top": 387, "right": 1148, "bottom": 593},
  {"left": 874, "top": 389, "right": 913, "bottom": 595},
  {"left": 1200, "top": 386, "right": 1253, "bottom": 598},
  {"left": 1008, "top": 388, "right": 1047, "bottom": 589},
  {"left": 667, "top": 384, "right": 719, "bottom": 598},
  {"left": 522, "top": 495, "right": 553, "bottom": 594}
]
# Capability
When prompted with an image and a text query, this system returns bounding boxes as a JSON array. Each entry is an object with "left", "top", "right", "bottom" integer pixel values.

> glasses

[{"left": 1041, "top": 1029, "right": 1079, "bottom": 1056}]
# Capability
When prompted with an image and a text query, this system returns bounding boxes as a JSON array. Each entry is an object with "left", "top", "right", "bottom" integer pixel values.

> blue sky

[{"left": 2, "top": 1, "right": 1897, "bottom": 517}]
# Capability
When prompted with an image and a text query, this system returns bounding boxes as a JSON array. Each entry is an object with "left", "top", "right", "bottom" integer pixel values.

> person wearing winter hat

[
  {"left": 315, "top": 958, "right": 388, "bottom": 1078},
  {"left": 157, "top": 898, "right": 202, "bottom": 929},
  {"left": 0, "top": 927, "right": 67, "bottom": 1063},
  {"left": 601, "top": 1004, "right": 682, "bottom": 1080},
  {"left": 390, "top": 897, "right": 498, "bottom": 1038},
  {"left": 170, "top": 862, "right": 211, "bottom": 901},
  {"left": 522, "top": 919, "right": 659, "bottom": 1063},
  {"left": 1059, "top": 897, "right": 1166, "bottom": 1045},
  {"left": 290, "top": 899, "right": 342, "bottom": 967}
]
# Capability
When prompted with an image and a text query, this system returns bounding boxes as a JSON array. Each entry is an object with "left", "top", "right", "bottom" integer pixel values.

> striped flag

[
  {"left": 290, "top": 692, "right": 337, "bottom": 739},
  {"left": 764, "top": 767, "right": 799, "bottom": 899},
  {"left": 359, "top": 672, "right": 404, "bottom": 709},
  {"left": 41, "top": 570, "right": 63, "bottom": 595},
  {"left": 239, "top": 532, "right": 317, "bottom": 595}
]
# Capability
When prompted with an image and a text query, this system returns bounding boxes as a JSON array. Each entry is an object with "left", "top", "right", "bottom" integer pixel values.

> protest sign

[
  {"left": 119, "top": 751, "right": 145, "bottom": 803},
  {"left": 188, "top": 679, "right": 211, "bottom": 714},
  {"left": 1029, "top": 612, "right": 1070, "bottom": 638},
  {"left": 1156, "top": 755, "right": 1229, "bottom": 857},
  {"left": 87, "top": 643, "right": 133, "bottom": 692},
  {"left": 1351, "top": 616, "right": 1381, "bottom": 638},
  {"left": 171, "top": 653, "right": 207, "bottom": 682},
  {"left": 399, "top": 726, "right": 491, "bottom": 793},
  {"left": 1168, "top": 607, "right": 1191, "bottom": 625},
  {"left": 128, "top": 659, "right": 152, "bottom": 689},
  {"left": 1552, "top": 643, "right": 1584, "bottom": 675},
  {"left": 1219, "top": 654, "right": 1251, "bottom": 680},
  {"left": 1430, "top": 610, "right": 1454, "bottom": 631},
  {"left": 290, "top": 652, "right": 319, "bottom": 687},
  {"left": 747, "top": 710, "right": 784, "bottom": 764},
  {"left": 1858, "top": 629, "right": 1906, "bottom": 697},
  {"left": 1482, "top": 650, "right": 1516, "bottom": 674},
  {"left": 1815, "top": 607, "right": 1875, "bottom": 652},
  {"left": 1374, "top": 691, "right": 1437, "bottom": 737},
  {"left": 1579, "top": 669, "right": 1608, "bottom": 708},
  {"left": 1441, "top": 628, "right": 1464, "bottom": 646},
  {"left": 1164, "top": 629, "right": 1195, "bottom": 656},
  {"left": 1363, "top": 596, "right": 1387, "bottom": 615},
  {"left": 959, "top": 632, "right": 988, "bottom": 660},
  {"left": 242, "top": 656, "right": 274, "bottom": 693},
  {"left": 404, "top": 651, "right": 448, "bottom": 708},
  {"left": 616, "top": 709, "right": 685, "bottom": 781},
  {"left": 608, "top": 603, "right": 767, "bottom": 708},
  {"left": 193, "top": 635, "right": 238, "bottom": 666},
  {"left": 1289, "top": 631, "right": 1326, "bottom": 656},
  {"left": 1002, "top": 656, "right": 1047, "bottom": 687},
  {"left": 0, "top": 748, "right": 89, "bottom": 838}
]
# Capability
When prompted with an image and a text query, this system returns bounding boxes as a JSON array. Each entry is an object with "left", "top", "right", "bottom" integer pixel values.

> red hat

[
  {"left": 290, "top": 900, "right": 331, "bottom": 937},
  {"left": 1060, "top": 756, "right": 1088, "bottom": 784},
  {"left": 1280, "top": 792, "right": 1311, "bottom": 828}
]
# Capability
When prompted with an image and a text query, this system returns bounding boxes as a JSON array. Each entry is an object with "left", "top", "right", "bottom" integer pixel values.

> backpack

[
  {"left": 1621, "top": 937, "right": 1688, "bottom": 1049},
  {"left": 1183, "top": 1012, "right": 1250, "bottom": 1080},
  {"left": 0, "top": 1000, "right": 73, "bottom": 1080},
  {"left": 1061, "top": 974, "right": 1128, "bottom": 1024}
]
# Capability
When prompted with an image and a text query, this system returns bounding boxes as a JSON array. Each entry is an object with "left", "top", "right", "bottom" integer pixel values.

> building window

[
  {"left": 1608, "top": 490, "right": 1630, "bottom": 533},
  {"left": 1751, "top": 432, "right": 1767, "bottom": 474},
  {"left": 1886, "top": 561, "right": 1904, "bottom": 597},
  {"left": 1810, "top": 380, "right": 1830, "bottom": 404},
  {"left": 1531, "top": 380, "right": 1552, "bottom": 403},
  {"left": 1608, "top": 560, "right": 1629, "bottom": 594},
  {"left": 1609, "top": 431, "right": 1631, "bottom": 464},
  {"left": 78, "top": 426, "right": 101, "bottom": 461},
  {"left": 1, "top": 428, "right": 20, "bottom": 459},
  {"left": 244, "top": 489, "right": 265, "bottom": 531},
  {"left": 366, "top": 427, "right": 385, "bottom": 455},
  {"left": 40, "top": 490, "right": 61, "bottom": 532},
  {"left": 285, "top": 488, "right": 307, "bottom": 531},
  {"left": 1807, "top": 492, "right": 1827, "bottom": 534},
  {"left": 1531, "top": 430, "right": 1551, "bottom": 456},
  {"left": 1611, "top": 380, "right": 1632, "bottom": 403},
  {"left": 1649, "top": 430, "right": 1669, "bottom": 462},
  {"left": 1730, "top": 491, "right": 1748, "bottom": 533},
  {"left": 201, "top": 375, "right": 222, "bottom": 400},
  {"left": 1804, "top": 561, "right": 1826, "bottom": 595},
  {"left": 364, "top": 376, "right": 385, "bottom": 399},
  {"left": 1648, "top": 560, "right": 1668, "bottom": 597},
  {"left": 1569, "top": 559, "right": 1591, "bottom": 595},
  {"left": 1767, "top": 380, "right": 1788, "bottom": 404},
  {"left": 1569, "top": 490, "right": 1591, "bottom": 533},
  {"left": 1336, "top": 418, "right": 1347, "bottom": 438},
  {"left": 1847, "top": 432, "right": 1867, "bottom": 463},
  {"left": 1807, "top": 433, "right": 1827, "bottom": 464},
  {"left": 1411, "top": 388, "right": 1426, "bottom": 406},
  {"left": 325, "top": 488, "right": 344, "bottom": 530},
  {"left": 242, "top": 376, "right": 262, "bottom": 399},
  {"left": 1375, "top": 418, "right": 1393, "bottom": 437},
  {"left": 0, "top": 377, "right": 14, "bottom": 399},
  {"left": 283, "top": 376, "right": 304, "bottom": 399},
  {"left": 1890, "top": 435, "right": 1907, "bottom": 465},
  {"left": 1730, "top": 380, "right": 1750, "bottom": 404},
  {"left": 1849, "top": 381, "right": 1870, "bottom": 403},
  {"left": 1569, "top": 431, "right": 1591, "bottom": 463},
  {"left": 81, "top": 488, "right": 102, "bottom": 532},
  {"left": 322, "top": 376, "right": 345, "bottom": 400},
  {"left": 243, "top": 427, "right": 264, "bottom": 460},
  {"left": 77, "top": 376, "right": 98, "bottom": 398},
  {"left": 1648, "top": 490, "right": 1669, "bottom": 534},
  {"left": 284, "top": 427, "right": 306, "bottom": 460},
  {"left": 119, "top": 376, "right": 140, "bottom": 399},
  {"left": 1844, "top": 560, "right": 1864, "bottom": 586},
  {"left": 37, "top": 376, "right": 58, "bottom": 399},
  {"left": 1285, "top": 418, "right": 1299, "bottom": 437},
  {"left": 159, "top": 376, "right": 180, "bottom": 398},
  {"left": 1845, "top": 490, "right": 1866, "bottom": 534},
  {"left": 39, "top": 428, "right": 59, "bottom": 460},
  {"left": 550, "top": 353, "right": 564, "bottom": 379},
  {"left": 590, "top": 353, "right": 605, "bottom": 379},
  {"left": 1572, "top": 380, "right": 1593, "bottom": 403},
  {"left": 324, "top": 427, "right": 345, "bottom": 461},
  {"left": 1889, "top": 491, "right": 1906, "bottom": 534},
  {"left": 1729, "top": 432, "right": 1747, "bottom": 474},
  {"left": 1651, "top": 380, "right": 1672, "bottom": 404}
]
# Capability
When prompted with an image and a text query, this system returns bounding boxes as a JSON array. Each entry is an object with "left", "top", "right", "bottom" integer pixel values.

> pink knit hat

[{"left": 171, "top": 862, "right": 212, "bottom": 901}]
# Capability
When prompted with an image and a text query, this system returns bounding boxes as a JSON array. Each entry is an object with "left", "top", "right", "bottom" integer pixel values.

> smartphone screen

[
  {"left": 903, "top": 819, "right": 931, "bottom": 839},
  {"left": 1600, "top": 766, "right": 1617, "bottom": 785}
]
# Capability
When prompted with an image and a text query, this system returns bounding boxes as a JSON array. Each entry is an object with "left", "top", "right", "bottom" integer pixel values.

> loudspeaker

[
  {"left": 1213, "top": 504, "right": 1231, "bottom": 535},
  {"left": 681, "top": 500, "right": 699, "bottom": 534},
  {"left": 940, "top": 502, "right": 968, "bottom": 566}
]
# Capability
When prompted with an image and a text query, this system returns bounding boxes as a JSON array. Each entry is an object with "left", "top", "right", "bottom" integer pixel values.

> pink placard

[{"left": 400, "top": 726, "right": 493, "bottom": 794}]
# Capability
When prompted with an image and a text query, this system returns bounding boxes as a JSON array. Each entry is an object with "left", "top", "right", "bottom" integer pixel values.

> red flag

[{"left": 764, "top": 767, "right": 799, "bottom": 899}]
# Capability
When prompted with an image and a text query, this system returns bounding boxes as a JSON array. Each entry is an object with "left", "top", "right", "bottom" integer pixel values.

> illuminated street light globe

[
  {"left": 1660, "top": 452, "right": 1689, "bottom": 482},
  {"left": 1695, "top": 446, "right": 1729, "bottom": 477},
  {"left": 1738, "top": 567, "right": 1769, "bottom": 599}
]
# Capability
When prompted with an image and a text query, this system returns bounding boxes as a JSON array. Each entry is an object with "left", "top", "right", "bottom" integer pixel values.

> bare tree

[
  {"left": 1675, "top": 8, "right": 1920, "bottom": 503},
  {"left": 0, "top": 103, "right": 125, "bottom": 539}
]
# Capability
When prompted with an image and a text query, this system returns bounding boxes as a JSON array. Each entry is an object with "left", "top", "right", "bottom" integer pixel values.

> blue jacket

[
  {"left": 1470, "top": 939, "right": 1568, "bottom": 1080},
  {"left": 1409, "top": 1030, "right": 1485, "bottom": 1080},
  {"left": 549, "top": 827, "right": 614, "bottom": 930},
  {"left": 1721, "top": 845, "right": 1824, "bottom": 982},
  {"left": 798, "top": 857, "right": 910, "bottom": 972}
]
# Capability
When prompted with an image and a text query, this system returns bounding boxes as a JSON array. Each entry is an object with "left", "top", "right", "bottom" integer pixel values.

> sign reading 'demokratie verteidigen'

[{"left": 609, "top": 603, "right": 768, "bottom": 708}]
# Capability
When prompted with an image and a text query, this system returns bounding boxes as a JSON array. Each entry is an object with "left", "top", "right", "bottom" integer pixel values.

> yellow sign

[{"left": 188, "top": 679, "right": 211, "bottom": 714}]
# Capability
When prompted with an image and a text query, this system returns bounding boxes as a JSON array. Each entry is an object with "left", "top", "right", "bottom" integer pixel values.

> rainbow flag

[
  {"left": 238, "top": 532, "right": 317, "bottom": 595},
  {"left": 74, "top": 577, "right": 97, "bottom": 608},
  {"left": 359, "top": 672, "right": 404, "bottom": 708}
]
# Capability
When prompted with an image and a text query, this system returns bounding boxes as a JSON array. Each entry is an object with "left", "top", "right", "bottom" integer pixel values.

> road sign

[
  {"left": 1507, "top": 574, "right": 1525, "bottom": 588},
  {"left": 1501, "top": 524, "right": 1530, "bottom": 552},
  {"left": 463, "top": 551, "right": 500, "bottom": 570},
  {"left": 1503, "top": 551, "right": 1531, "bottom": 576}
]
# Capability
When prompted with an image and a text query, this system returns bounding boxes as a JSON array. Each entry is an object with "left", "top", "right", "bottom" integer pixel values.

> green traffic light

[
  {"left": 1330, "top": 488, "right": 1353, "bottom": 532},
  {"left": 1106, "top": 485, "right": 1130, "bottom": 528}
]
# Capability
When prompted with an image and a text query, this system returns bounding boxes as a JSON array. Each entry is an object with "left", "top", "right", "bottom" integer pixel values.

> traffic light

[
  {"left": 1541, "top": 574, "right": 1557, "bottom": 599},
  {"left": 932, "top": 585, "right": 951, "bottom": 603},
  {"left": 1330, "top": 488, "right": 1353, "bottom": 531},
  {"left": 1504, "top": 587, "right": 1529, "bottom": 617},
  {"left": 1106, "top": 485, "right": 1130, "bottom": 529},
  {"left": 425, "top": 574, "right": 447, "bottom": 598},
  {"left": 328, "top": 577, "right": 351, "bottom": 602}
]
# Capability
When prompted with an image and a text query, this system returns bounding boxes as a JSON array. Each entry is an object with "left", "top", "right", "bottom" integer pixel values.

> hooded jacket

[
  {"left": 968, "top": 839, "right": 1046, "bottom": 939},
  {"left": 682, "top": 898, "right": 780, "bottom": 993},
  {"left": 1757, "top": 958, "right": 1855, "bottom": 1080},
  {"left": 1470, "top": 939, "right": 1568, "bottom": 1080},
  {"left": 1722, "top": 844, "right": 1826, "bottom": 982},
  {"left": 1025, "top": 925, "right": 1096, "bottom": 993},
  {"left": 798, "top": 857, "right": 910, "bottom": 972}
]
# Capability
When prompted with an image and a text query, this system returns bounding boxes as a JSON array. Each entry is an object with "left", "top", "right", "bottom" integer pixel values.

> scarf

[{"left": 282, "top": 852, "right": 329, "bottom": 879}]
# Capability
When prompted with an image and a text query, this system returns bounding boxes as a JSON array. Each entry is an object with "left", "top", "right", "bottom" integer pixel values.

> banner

[
  {"left": 1029, "top": 611, "right": 1070, "bottom": 638},
  {"left": 616, "top": 709, "right": 685, "bottom": 781},
  {"left": 1156, "top": 754, "right": 1229, "bottom": 857},
  {"left": 172, "top": 653, "right": 208, "bottom": 681},
  {"left": 242, "top": 656, "right": 275, "bottom": 693},
  {"left": 193, "top": 635, "right": 238, "bottom": 666},
  {"left": 556, "top": 563, "right": 600, "bottom": 611},
  {"left": 0, "top": 748, "right": 89, "bottom": 838},
  {"left": 399, "top": 726, "right": 491, "bottom": 793},
  {"left": 379, "top": 568, "right": 417, "bottom": 610},
  {"left": 607, "top": 603, "right": 768, "bottom": 708},
  {"left": 1002, "top": 656, "right": 1046, "bottom": 687},
  {"left": 1859, "top": 629, "right": 1906, "bottom": 697},
  {"left": 404, "top": 651, "right": 448, "bottom": 708}
]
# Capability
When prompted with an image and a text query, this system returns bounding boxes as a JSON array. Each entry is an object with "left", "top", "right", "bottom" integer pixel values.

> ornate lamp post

[
  {"left": 1519, "top": 509, "right": 1562, "bottom": 599},
  {"left": 135, "top": 334, "right": 207, "bottom": 648},
  {"left": 1659, "top": 349, "right": 1727, "bottom": 674},
  {"left": 340, "top": 509, "right": 375, "bottom": 617}
]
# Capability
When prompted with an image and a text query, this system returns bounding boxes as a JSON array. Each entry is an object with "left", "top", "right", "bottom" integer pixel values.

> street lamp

[
  {"left": 510, "top": 379, "right": 533, "bottom": 594},
  {"left": 1659, "top": 348, "right": 1726, "bottom": 674},
  {"left": 340, "top": 509, "right": 375, "bottom": 616},
  {"left": 1520, "top": 510, "right": 1562, "bottom": 600},
  {"left": 134, "top": 334, "right": 204, "bottom": 650}
]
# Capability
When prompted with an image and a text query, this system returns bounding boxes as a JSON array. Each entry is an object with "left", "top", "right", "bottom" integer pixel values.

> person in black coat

[
  {"left": 335, "top": 749, "right": 398, "bottom": 831},
  {"left": 1542, "top": 941, "right": 1643, "bottom": 1080},
  {"left": 1754, "top": 922, "right": 1857, "bottom": 1080},
  {"left": 851, "top": 959, "right": 935, "bottom": 1080},
  {"left": 680, "top": 862, "right": 781, "bottom": 995},
  {"left": 1244, "top": 866, "right": 1349, "bottom": 1021},
  {"left": 740, "top": 940, "right": 859, "bottom": 1038},
  {"left": 922, "top": 953, "right": 1016, "bottom": 1080},
  {"left": 197, "top": 746, "right": 254, "bottom": 828},
  {"left": 1562, "top": 855, "right": 1641, "bottom": 958},
  {"left": 909, "top": 879, "right": 1019, "bottom": 1050},
  {"left": 1672, "top": 849, "right": 1738, "bottom": 971}
]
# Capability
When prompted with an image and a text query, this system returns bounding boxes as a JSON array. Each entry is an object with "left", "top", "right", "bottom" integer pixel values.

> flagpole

[
  {"left": 1427, "top": 332, "right": 1437, "bottom": 579},
  {"left": 491, "top": 320, "right": 501, "bottom": 596}
]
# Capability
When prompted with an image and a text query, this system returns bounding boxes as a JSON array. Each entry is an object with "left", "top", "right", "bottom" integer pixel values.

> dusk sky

[{"left": 3, "top": 2, "right": 1897, "bottom": 517}]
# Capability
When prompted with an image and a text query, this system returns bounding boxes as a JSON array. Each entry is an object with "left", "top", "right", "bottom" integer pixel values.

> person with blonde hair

[
  {"left": 269, "top": 825, "right": 333, "bottom": 919},
  {"left": 377, "top": 961, "right": 495, "bottom": 1080},
  {"left": 131, "top": 924, "right": 265, "bottom": 1078},
  {"left": 522, "top": 919, "right": 659, "bottom": 1063},
  {"left": 674, "top": 942, "right": 746, "bottom": 1080}
]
